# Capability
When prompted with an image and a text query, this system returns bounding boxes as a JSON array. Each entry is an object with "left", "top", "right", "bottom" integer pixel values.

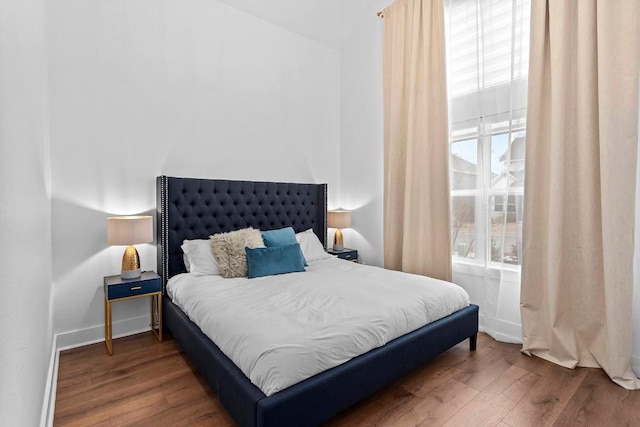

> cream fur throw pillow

[{"left": 210, "top": 228, "right": 265, "bottom": 278}]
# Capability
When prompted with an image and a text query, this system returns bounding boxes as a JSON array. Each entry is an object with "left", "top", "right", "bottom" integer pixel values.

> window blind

[{"left": 447, "top": 0, "right": 530, "bottom": 99}]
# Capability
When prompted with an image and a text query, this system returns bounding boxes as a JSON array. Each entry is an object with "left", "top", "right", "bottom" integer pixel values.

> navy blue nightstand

[
  {"left": 327, "top": 248, "right": 359, "bottom": 263},
  {"left": 103, "top": 271, "right": 162, "bottom": 355}
]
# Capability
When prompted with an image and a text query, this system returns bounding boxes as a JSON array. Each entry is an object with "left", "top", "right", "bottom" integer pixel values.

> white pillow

[
  {"left": 181, "top": 239, "right": 220, "bottom": 276},
  {"left": 295, "top": 229, "right": 332, "bottom": 262}
]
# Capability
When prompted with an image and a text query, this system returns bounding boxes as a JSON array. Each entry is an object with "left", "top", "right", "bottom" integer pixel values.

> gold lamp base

[
  {"left": 121, "top": 245, "right": 141, "bottom": 279},
  {"left": 333, "top": 228, "right": 344, "bottom": 251}
]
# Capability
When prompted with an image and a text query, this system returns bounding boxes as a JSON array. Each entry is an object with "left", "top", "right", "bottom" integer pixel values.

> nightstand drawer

[
  {"left": 338, "top": 252, "right": 357, "bottom": 261},
  {"left": 327, "top": 248, "right": 358, "bottom": 262},
  {"left": 104, "top": 272, "right": 161, "bottom": 300}
]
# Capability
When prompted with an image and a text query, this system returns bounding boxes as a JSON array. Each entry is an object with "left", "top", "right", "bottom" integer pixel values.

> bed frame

[{"left": 156, "top": 175, "right": 479, "bottom": 427}]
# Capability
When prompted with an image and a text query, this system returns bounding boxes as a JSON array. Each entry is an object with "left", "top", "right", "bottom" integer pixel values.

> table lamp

[
  {"left": 107, "top": 215, "right": 153, "bottom": 279},
  {"left": 327, "top": 209, "right": 351, "bottom": 251}
]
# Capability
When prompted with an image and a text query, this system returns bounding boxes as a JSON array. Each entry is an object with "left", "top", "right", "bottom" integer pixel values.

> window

[
  {"left": 450, "top": 125, "right": 525, "bottom": 266},
  {"left": 446, "top": 0, "right": 530, "bottom": 267}
]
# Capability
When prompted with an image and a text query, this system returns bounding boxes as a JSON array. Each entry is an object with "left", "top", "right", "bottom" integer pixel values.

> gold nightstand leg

[
  {"left": 150, "top": 294, "right": 153, "bottom": 334},
  {"left": 104, "top": 298, "right": 113, "bottom": 355},
  {"left": 158, "top": 293, "right": 162, "bottom": 342},
  {"left": 150, "top": 292, "right": 163, "bottom": 342}
]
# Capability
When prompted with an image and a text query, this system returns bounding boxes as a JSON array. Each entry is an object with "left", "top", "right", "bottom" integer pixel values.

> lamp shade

[
  {"left": 107, "top": 216, "right": 153, "bottom": 245},
  {"left": 327, "top": 210, "right": 351, "bottom": 229}
]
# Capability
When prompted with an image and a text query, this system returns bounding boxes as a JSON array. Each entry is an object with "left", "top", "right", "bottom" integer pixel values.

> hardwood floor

[{"left": 54, "top": 332, "right": 640, "bottom": 426}]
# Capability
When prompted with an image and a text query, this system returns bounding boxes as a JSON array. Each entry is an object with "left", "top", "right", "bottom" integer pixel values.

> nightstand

[
  {"left": 103, "top": 271, "right": 162, "bottom": 355},
  {"left": 327, "top": 248, "right": 359, "bottom": 262}
]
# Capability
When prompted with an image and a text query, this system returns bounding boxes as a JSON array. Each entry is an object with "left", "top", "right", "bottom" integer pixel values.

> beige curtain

[
  {"left": 521, "top": 0, "right": 640, "bottom": 388},
  {"left": 382, "top": 0, "right": 451, "bottom": 281}
]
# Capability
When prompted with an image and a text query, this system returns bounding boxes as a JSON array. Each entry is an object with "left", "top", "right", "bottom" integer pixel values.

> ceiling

[{"left": 215, "top": 0, "right": 348, "bottom": 50}]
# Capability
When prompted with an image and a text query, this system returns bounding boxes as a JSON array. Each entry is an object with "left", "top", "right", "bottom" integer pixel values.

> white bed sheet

[{"left": 167, "top": 257, "right": 470, "bottom": 396}]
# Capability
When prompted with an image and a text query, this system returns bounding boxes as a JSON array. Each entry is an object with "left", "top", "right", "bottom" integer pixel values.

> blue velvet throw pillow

[
  {"left": 261, "top": 227, "right": 308, "bottom": 266},
  {"left": 245, "top": 243, "right": 306, "bottom": 279},
  {"left": 261, "top": 227, "right": 297, "bottom": 247}
]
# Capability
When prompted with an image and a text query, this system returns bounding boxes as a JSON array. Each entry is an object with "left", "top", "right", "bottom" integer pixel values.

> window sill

[{"left": 452, "top": 258, "right": 521, "bottom": 282}]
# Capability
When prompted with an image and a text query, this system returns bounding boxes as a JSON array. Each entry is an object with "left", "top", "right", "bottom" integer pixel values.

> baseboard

[
  {"left": 632, "top": 355, "right": 640, "bottom": 378},
  {"left": 55, "top": 315, "right": 152, "bottom": 351},
  {"left": 479, "top": 314, "right": 523, "bottom": 344},
  {"left": 40, "top": 334, "right": 58, "bottom": 427},
  {"left": 42, "top": 315, "right": 153, "bottom": 426}
]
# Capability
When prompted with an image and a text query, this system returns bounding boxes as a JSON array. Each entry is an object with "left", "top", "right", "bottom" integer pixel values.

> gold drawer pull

[{"left": 131, "top": 286, "right": 142, "bottom": 291}]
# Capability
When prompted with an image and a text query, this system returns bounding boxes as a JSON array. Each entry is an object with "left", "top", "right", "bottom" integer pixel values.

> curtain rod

[{"left": 377, "top": 11, "right": 384, "bottom": 17}]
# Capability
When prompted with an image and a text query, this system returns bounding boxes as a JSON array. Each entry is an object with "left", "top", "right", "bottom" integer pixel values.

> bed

[{"left": 156, "top": 175, "right": 479, "bottom": 427}]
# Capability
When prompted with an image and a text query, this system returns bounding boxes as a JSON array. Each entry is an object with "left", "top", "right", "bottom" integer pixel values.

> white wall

[
  {"left": 49, "top": 0, "right": 341, "bottom": 345},
  {"left": 338, "top": 0, "right": 391, "bottom": 267},
  {"left": 0, "top": 0, "right": 53, "bottom": 425}
]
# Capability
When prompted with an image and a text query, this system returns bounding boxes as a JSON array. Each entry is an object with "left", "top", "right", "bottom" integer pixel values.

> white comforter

[{"left": 167, "top": 257, "right": 470, "bottom": 396}]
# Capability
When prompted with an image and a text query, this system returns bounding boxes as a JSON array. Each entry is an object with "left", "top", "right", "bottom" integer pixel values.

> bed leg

[{"left": 469, "top": 333, "right": 477, "bottom": 352}]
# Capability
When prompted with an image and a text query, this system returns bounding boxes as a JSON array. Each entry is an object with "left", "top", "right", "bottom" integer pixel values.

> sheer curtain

[{"left": 445, "top": 0, "right": 530, "bottom": 341}]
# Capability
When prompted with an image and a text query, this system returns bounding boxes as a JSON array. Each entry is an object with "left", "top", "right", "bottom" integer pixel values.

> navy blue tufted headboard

[{"left": 156, "top": 176, "right": 328, "bottom": 286}]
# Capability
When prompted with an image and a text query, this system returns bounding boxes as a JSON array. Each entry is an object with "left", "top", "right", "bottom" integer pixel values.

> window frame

[{"left": 450, "top": 118, "right": 525, "bottom": 270}]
